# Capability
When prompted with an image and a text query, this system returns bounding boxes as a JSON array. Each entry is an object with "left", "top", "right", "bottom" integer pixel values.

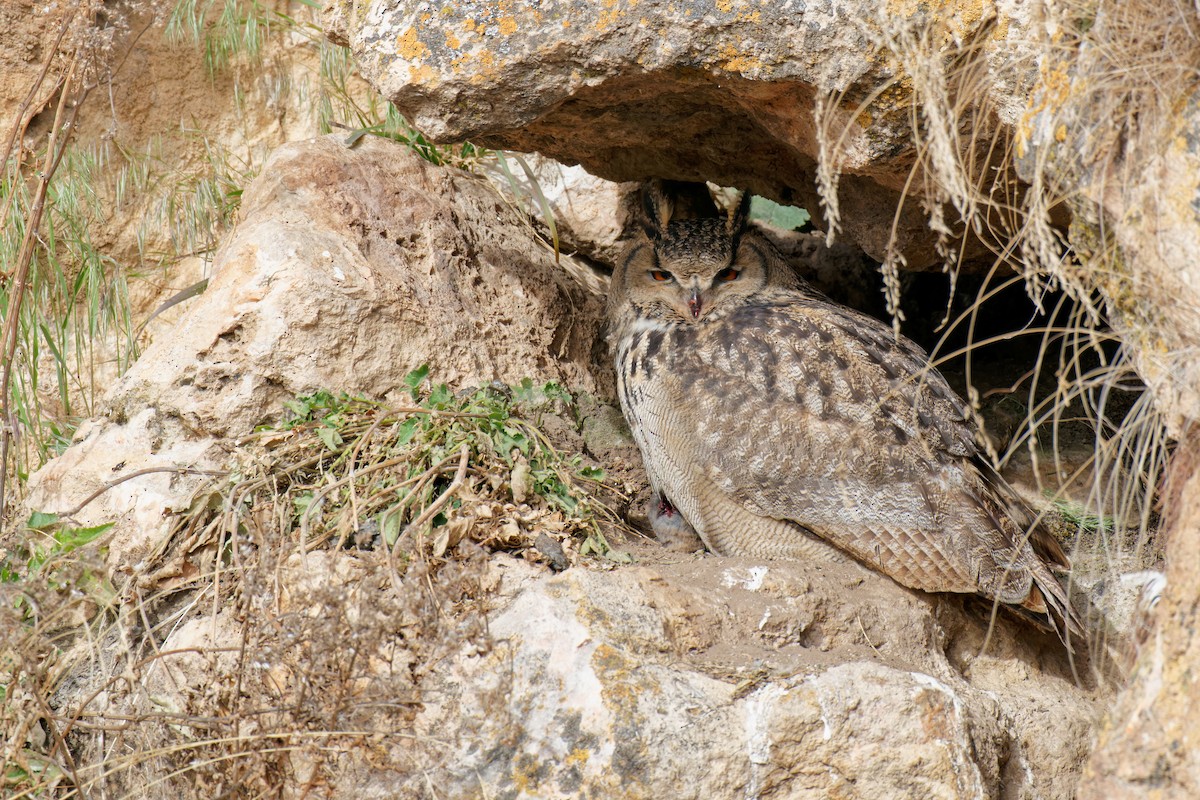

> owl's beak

[{"left": 687, "top": 288, "right": 703, "bottom": 319}]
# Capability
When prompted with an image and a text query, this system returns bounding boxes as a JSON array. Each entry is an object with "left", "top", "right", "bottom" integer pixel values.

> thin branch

[{"left": 55, "top": 466, "right": 230, "bottom": 521}]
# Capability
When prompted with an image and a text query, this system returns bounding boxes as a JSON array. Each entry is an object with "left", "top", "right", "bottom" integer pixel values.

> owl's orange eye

[
  {"left": 716, "top": 267, "right": 740, "bottom": 282},
  {"left": 650, "top": 270, "right": 673, "bottom": 282}
]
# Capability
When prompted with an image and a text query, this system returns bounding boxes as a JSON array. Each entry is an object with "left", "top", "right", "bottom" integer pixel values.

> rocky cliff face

[
  {"left": 25, "top": 136, "right": 1104, "bottom": 798},
  {"left": 324, "top": 2, "right": 1200, "bottom": 795},
  {"left": 14, "top": 0, "right": 1200, "bottom": 796}
]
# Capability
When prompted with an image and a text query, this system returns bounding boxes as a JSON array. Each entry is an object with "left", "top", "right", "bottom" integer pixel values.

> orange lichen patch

[
  {"left": 716, "top": 0, "right": 734, "bottom": 12},
  {"left": 867, "top": 80, "right": 914, "bottom": 119},
  {"left": 1039, "top": 61, "right": 1074, "bottom": 105},
  {"left": 879, "top": 0, "right": 1001, "bottom": 51},
  {"left": 397, "top": 26, "right": 429, "bottom": 61},
  {"left": 466, "top": 49, "right": 501, "bottom": 84},
  {"left": 445, "top": 30, "right": 461, "bottom": 49},
  {"left": 1015, "top": 59, "right": 1076, "bottom": 157},
  {"left": 410, "top": 62, "right": 436, "bottom": 84},
  {"left": 1015, "top": 123, "right": 1031, "bottom": 159},
  {"left": 1056, "top": 123, "right": 1068, "bottom": 143},
  {"left": 597, "top": 0, "right": 625, "bottom": 30},
  {"left": 882, "top": 0, "right": 922, "bottom": 18},
  {"left": 498, "top": 16, "right": 518, "bottom": 35},
  {"left": 714, "top": 42, "right": 769, "bottom": 75}
]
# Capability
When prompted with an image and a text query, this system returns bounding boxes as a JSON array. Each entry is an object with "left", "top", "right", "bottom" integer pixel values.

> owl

[{"left": 607, "top": 181, "right": 1080, "bottom": 638}]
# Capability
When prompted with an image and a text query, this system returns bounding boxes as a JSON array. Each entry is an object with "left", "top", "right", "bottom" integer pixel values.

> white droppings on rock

[{"left": 723, "top": 565, "right": 769, "bottom": 591}]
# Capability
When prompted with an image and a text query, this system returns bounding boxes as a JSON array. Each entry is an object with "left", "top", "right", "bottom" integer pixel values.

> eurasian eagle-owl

[{"left": 606, "top": 181, "right": 1078, "bottom": 636}]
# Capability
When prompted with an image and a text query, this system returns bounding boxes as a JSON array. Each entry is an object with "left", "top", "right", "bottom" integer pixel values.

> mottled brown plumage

[{"left": 607, "top": 181, "right": 1080, "bottom": 638}]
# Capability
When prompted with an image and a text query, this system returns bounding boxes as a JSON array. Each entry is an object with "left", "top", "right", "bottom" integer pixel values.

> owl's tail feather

[
  {"left": 1024, "top": 562, "right": 1086, "bottom": 645},
  {"left": 969, "top": 456, "right": 1085, "bottom": 645}
]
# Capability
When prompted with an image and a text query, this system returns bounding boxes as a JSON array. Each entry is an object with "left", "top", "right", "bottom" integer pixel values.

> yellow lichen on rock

[
  {"left": 714, "top": 42, "right": 769, "bottom": 76},
  {"left": 397, "top": 26, "right": 429, "bottom": 60},
  {"left": 597, "top": 0, "right": 625, "bottom": 31},
  {"left": 1016, "top": 60, "right": 1074, "bottom": 158},
  {"left": 467, "top": 49, "right": 500, "bottom": 84}
]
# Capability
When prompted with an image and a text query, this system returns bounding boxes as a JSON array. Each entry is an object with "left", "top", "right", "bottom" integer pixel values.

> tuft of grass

[
  {"left": 166, "top": 0, "right": 280, "bottom": 76},
  {"left": 806, "top": 2, "right": 1180, "bottom": 670},
  {"left": 157, "top": 369, "right": 629, "bottom": 574},
  {"left": 1047, "top": 495, "right": 1116, "bottom": 536}
]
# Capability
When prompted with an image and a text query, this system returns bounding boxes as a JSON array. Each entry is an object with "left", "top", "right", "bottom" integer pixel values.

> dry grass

[
  {"left": 0, "top": 374, "right": 633, "bottom": 797},
  {"left": 809, "top": 0, "right": 1197, "bottom": 663}
]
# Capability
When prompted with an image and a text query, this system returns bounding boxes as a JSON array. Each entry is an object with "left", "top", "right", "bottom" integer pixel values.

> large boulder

[
  {"left": 403, "top": 553, "right": 1100, "bottom": 800},
  {"left": 25, "top": 135, "right": 607, "bottom": 569},
  {"left": 322, "top": 0, "right": 1020, "bottom": 270}
]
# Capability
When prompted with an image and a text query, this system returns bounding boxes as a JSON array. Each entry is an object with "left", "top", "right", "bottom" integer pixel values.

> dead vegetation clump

[
  {"left": 809, "top": 0, "right": 1195, "bottom": 667},
  {"left": 0, "top": 371, "right": 632, "bottom": 797}
]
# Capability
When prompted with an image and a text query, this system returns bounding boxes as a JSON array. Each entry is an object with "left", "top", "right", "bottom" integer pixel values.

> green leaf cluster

[
  {"left": 226, "top": 367, "right": 627, "bottom": 561},
  {"left": 1, "top": 513, "right": 112, "bottom": 585}
]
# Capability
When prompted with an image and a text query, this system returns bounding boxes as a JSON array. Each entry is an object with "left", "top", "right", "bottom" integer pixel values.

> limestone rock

[
  {"left": 88, "top": 546, "right": 1100, "bottom": 799},
  {"left": 24, "top": 135, "right": 606, "bottom": 569},
  {"left": 321, "top": 0, "right": 1037, "bottom": 269},
  {"left": 377, "top": 553, "right": 1099, "bottom": 799},
  {"left": 481, "top": 152, "right": 639, "bottom": 267}
]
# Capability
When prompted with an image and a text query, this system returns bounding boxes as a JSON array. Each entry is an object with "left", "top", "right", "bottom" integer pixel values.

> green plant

[
  {"left": 166, "top": 0, "right": 282, "bottom": 76},
  {"left": 162, "top": 369, "right": 629, "bottom": 572},
  {"left": 0, "top": 510, "right": 116, "bottom": 799},
  {"left": 1047, "top": 495, "right": 1116, "bottom": 535},
  {"left": 1, "top": 512, "right": 113, "bottom": 585}
]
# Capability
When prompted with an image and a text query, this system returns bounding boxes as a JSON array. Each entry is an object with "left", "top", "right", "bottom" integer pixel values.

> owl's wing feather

[
  {"left": 671, "top": 295, "right": 975, "bottom": 510},
  {"left": 666, "top": 294, "right": 1074, "bottom": 628}
]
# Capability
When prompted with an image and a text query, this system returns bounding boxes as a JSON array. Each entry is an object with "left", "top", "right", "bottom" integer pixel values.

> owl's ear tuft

[
  {"left": 637, "top": 180, "right": 724, "bottom": 239},
  {"left": 638, "top": 179, "right": 674, "bottom": 240},
  {"left": 727, "top": 190, "right": 752, "bottom": 238}
]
